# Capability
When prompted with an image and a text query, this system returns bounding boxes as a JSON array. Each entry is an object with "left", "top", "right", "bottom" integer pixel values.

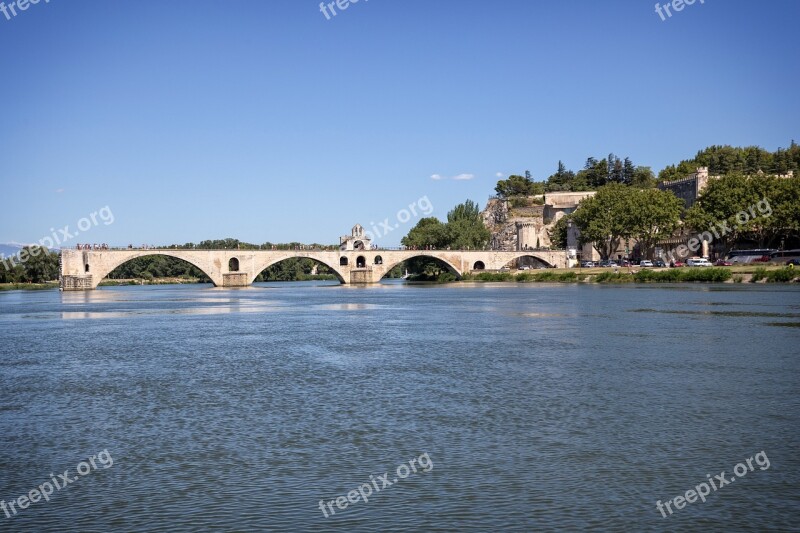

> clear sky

[{"left": 1, "top": 0, "right": 798, "bottom": 247}]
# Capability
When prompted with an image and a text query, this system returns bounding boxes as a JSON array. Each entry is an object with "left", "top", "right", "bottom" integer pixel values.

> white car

[
  {"left": 639, "top": 260, "right": 654, "bottom": 267},
  {"left": 686, "top": 258, "right": 713, "bottom": 267}
]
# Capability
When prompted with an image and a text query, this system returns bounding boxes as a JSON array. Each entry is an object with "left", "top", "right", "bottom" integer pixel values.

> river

[{"left": 1, "top": 281, "right": 798, "bottom": 532}]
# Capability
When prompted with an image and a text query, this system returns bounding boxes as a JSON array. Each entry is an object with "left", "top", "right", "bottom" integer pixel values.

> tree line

[
  {"left": 0, "top": 247, "right": 60, "bottom": 284},
  {"left": 494, "top": 153, "right": 657, "bottom": 197},
  {"left": 658, "top": 142, "right": 800, "bottom": 182}
]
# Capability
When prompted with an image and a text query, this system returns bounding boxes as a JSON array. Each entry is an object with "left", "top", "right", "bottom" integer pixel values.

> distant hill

[
  {"left": 0, "top": 243, "right": 61, "bottom": 259},
  {"left": 0, "top": 243, "right": 22, "bottom": 258}
]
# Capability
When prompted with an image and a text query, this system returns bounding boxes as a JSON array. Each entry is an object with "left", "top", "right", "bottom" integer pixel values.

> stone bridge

[{"left": 60, "top": 248, "right": 567, "bottom": 290}]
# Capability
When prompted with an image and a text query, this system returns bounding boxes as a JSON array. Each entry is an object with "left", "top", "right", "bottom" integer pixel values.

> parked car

[
  {"left": 714, "top": 259, "right": 733, "bottom": 266},
  {"left": 599, "top": 260, "right": 618, "bottom": 268},
  {"left": 686, "top": 258, "right": 713, "bottom": 267},
  {"left": 670, "top": 260, "right": 685, "bottom": 268},
  {"left": 580, "top": 261, "right": 596, "bottom": 268},
  {"left": 769, "top": 250, "right": 800, "bottom": 265},
  {"left": 787, "top": 259, "right": 800, "bottom": 266},
  {"left": 639, "top": 260, "right": 654, "bottom": 268},
  {"left": 653, "top": 260, "right": 666, "bottom": 268},
  {"left": 620, "top": 259, "right": 632, "bottom": 267}
]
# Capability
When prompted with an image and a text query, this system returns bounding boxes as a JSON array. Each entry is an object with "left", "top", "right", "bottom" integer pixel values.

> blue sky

[{"left": 1, "top": 0, "right": 798, "bottom": 247}]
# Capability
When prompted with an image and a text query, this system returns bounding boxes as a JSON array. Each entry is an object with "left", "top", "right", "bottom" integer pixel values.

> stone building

[
  {"left": 657, "top": 167, "right": 715, "bottom": 209},
  {"left": 481, "top": 191, "right": 597, "bottom": 265},
  {"left": 340, "top": 224, "right": 372, "bottom": 251}
]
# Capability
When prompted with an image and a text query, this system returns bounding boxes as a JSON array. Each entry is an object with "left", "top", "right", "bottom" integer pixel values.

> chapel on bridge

[{"left": 340, "top": 224, "right": 372, "bottom": 251}]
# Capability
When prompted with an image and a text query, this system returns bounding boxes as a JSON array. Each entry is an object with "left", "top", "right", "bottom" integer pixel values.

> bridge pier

[
  {"left": 61, "top": 274, "right": 94, "bottom": 291},
  {"left": 222, "top": 273, "right": 250, "bottom": 287}
]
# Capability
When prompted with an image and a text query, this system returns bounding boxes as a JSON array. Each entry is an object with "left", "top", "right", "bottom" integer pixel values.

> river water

[{"left": 1, "top": 281, "right": 798, "bottom": 532}]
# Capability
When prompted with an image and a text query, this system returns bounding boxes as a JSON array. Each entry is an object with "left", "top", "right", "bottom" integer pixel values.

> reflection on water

[
  {"left": 0, "top": 282, "right": 798, "bottom": 532},
  {"left": 313, "top": 303, "right": 380, "bottom": 311},
  {"left": 632, "top": 308, "right": 800, "bottom": 318}
]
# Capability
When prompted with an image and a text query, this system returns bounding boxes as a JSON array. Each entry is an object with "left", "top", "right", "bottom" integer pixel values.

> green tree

[
  {"left": 771, "top": 177, "right": 800, "bottom": 244},
  {"left": 546, "top": 161, "right": 576, "bottom": 191},
  {"left": 445, "top": 200, "right": 491, "bottom": 249},
  {"left": 21, "top": 247, "right": 59, "bottom": 283},
  {"left": 658, "top": 160, "right": 697, "bottom": 182},
  {"left": 631, "top": 166, "right": 657, "bottom": 189},
  {"left": 0, "top": 255, "right": 25, "bottom": 283},
  {"left": 570, "top": 183, "right": 635, "bottom": 259},
  {"left": 684, "top": 173, "right": 783, "bottom": 252},
  {"left": 547, "top": 215, "right": 570, "bottom": 249},
  {"left": 401, "top": 217, "right": 448, "bottom": 249},
  {"left": 495, "top": 175, "right": 541, "bottom": 197},
  {"left": 585, "top": 157, "right": 609, "bottom": 188},
  {"left": 628, "top": 189, "right": 683, "bottom": 259},
  {"left": 622, "top": 157, "right": 636, "bottom": 185}
]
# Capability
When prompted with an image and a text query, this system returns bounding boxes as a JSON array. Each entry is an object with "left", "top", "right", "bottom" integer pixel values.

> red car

[
  {"left": 670, "top": 260, "right": 685, "bottom": 268},
  {"left": 714, "top": 259, "right": 733, "bottom": 266}
]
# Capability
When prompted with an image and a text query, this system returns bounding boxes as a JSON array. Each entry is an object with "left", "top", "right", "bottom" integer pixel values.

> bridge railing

[{"left": 71, "top": 245, "right": 566, "bottom": 253}]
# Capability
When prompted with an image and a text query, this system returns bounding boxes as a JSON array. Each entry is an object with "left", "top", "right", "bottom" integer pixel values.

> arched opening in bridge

[
  {"left": 105, "top": 255, "right": 213, "bottom": 285},
  {"left": 374, "top": 255, "right": 383, "bottom": 265},
  {"left": 253, "top": 257, "right": 344, "bottom": 284},
  {"left": 228, "top": 257, "right": 240, "bottom": 272},
  {"left": 473, "top": 261, "right": 485, "bottom": 270},
  {"left": 354, "top": 240, "right": 365, "bottom": 251},
  {"left": 380, "top": 255, "right": 461, "bottom": 283},
  {"left": 356, "top": 256, "right": 366, "bottom": 268},
  {"left": 340, "top": 257, "right": 348, "bottom": 266},
  {"left": 504, "top": 255, "right": 553, "bottom": 270}
]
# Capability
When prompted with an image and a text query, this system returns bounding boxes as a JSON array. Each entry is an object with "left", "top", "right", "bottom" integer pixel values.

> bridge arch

[
  {"left": 92, "top": 251, "right": 220, "bottom": 288},
  {"left": 379, "top": 253, "right": 463, "bottom": 281},
  {"left": 503, "top": 253, "right": 556, "bottom": 269},
  {"left": 249, "top": 255, "right": 347, "bottom": 284}
]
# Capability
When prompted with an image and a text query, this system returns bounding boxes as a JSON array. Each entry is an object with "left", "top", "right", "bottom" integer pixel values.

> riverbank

[
  {"left": 2, "top": 266, "right": 797, "bottom": 291},
  {"left": 462, "top": 265, "right": 798, "bottom": 284},
  {"left": 100, "top": 277, "right": 204, "bottom": 286},
  {"left": 0, "top": 282, "right": 59, "bottom": 291}
]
